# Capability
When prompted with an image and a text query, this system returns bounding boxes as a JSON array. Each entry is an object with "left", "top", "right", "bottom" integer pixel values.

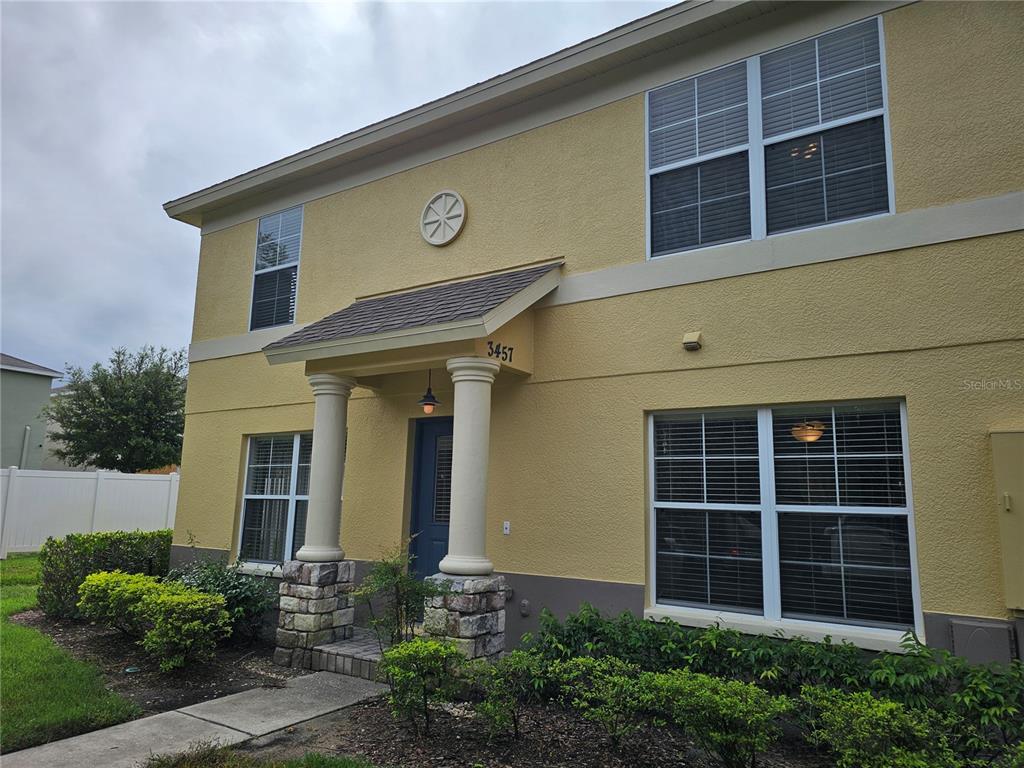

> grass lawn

[
  {"left": 0, "top": 553, "right": 140, "bottom": 753},
  {"left": 146, "top": 744, "right": 377, "bottom": 768}
]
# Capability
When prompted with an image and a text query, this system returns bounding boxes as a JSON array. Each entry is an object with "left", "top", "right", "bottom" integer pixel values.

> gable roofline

[
  {"left": 163, "top": 0, "right": 768, "bottom": 227},
  {"left": 0, "top": 353, "right": 62, "bottom": 378}
]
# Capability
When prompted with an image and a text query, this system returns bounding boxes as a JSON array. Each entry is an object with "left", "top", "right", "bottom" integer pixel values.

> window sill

[
  {"left": 235, "top": 561, "right": 282, "bottom": 578},
  {"left": 645, "top": 604, "right": 911, "bottom": 652}
]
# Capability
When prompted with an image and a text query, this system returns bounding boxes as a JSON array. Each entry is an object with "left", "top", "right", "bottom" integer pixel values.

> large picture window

[
  {"left": 651, "top": 400, "right": 917, "bottom": 632},
  {"left": 250, "top": 206, "right": 302, "bottom": 330},
  {"left": 647, "top": 17, "right": 891, "bottom": 257},
  {"left": 239, "top": 433, "right": 311, "bottom": 563}
]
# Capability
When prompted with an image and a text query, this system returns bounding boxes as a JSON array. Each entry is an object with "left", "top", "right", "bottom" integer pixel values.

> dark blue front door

[{"left": 410, "top": 417, "right": 453, "bottom": 578}]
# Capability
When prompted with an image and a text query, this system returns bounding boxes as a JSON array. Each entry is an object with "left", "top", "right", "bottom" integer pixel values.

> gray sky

[{"left": 1, "top": 1, "right": 671, "bottom": 377}]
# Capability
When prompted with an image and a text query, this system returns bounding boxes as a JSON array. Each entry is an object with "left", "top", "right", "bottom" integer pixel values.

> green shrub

[
  {"left": 353, "top": 544, "right": 450, "bottom": 648},
  {"left": 377, "top": 637, "right": 463, "bottom": 736},
  {"left": 77, "top": 570, "right": 230, "bottom": 671},
  {"left": 38, "top": 529, "right": 172, "bottom": 617},
  {"left": 550, "top": 656, "right": 646, "bottom": 748},
  {"left": 646, "top": 668, "right": 792, "bottom": 768},
  {"left": 169, "top": 559, "right": 277, "bottom": 642},
  {"left": 473, "top": 650, "right": 549, "bottom": 738},
  {"left": 801, "top": 686, "right": 960, "bottom": 768}
]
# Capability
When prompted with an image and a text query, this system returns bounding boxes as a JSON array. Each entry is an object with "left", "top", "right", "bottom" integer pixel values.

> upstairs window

[
  {"left": 251, "top": 207, "right": 302, "bottom": 330},
  {"left": 647, "top": 17, "right": 890, "bottom": 257}
]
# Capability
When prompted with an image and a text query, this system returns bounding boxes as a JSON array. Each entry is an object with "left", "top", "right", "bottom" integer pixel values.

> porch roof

[{"left": 263, "top": 261, "right": 560, "bottom": 365}]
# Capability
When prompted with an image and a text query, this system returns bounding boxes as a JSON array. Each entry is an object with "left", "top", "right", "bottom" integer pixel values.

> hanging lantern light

[
  {"left": 417, "top": 369, "right": 441, "bottom": 415},
  {"left": 791, "top": 420, "right": 827, "bottom": 442}
]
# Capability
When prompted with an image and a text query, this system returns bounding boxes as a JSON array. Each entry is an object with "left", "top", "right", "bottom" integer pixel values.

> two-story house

[{"left": 164, "top": 1, "right": 1024, "bottom": 665}]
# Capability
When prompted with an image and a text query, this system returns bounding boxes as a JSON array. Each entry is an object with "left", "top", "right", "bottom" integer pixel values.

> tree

[{"left": 46, "top": 346, "right": 186, "bottom": 473}]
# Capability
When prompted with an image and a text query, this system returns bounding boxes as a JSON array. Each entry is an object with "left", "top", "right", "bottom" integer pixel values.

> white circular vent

[{"left": 420, "top": 190, "right": 466, "bottom": 246}]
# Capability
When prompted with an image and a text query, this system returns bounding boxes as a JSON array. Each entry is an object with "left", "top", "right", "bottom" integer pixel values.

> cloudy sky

[{"left": 1, "top": 0, "right": 671, "bottom": 377}]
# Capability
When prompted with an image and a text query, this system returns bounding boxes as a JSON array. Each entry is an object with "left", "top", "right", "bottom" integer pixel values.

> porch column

[
  {"left": 439, "top": 356, "right": 500, "bottom": 576},
  {"left": 296, "top": 373, "right": 356, "bottom": 562}
]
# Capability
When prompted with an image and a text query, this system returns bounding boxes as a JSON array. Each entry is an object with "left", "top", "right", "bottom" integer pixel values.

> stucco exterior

[
  {"left": 0, "top": 368, "right": 59, "bottom": 469},
  {"left": 169, "top": 1, "right": 1024, "bottom": 657}
]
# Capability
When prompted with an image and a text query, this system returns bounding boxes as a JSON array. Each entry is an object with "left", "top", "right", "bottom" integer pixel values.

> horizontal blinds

[
  {"left": 251, "top": 265, "right": 298, "bottom": 330},
  {"left": 649, "top": 61, "right": 748, "bottom": 169},
  {"left": 239, "top": 498, "right": 288, "bottom": 562},
  {"left": 760, "top": 19, "right": 882, "bottom": 139},
  {"left": 246, "top": 435, "right": 294, "bottom": 495},
  {"left": 433, "top": 435, "right": 453, "bottom": 524},
  {"left": 291, "top": 500, "right": 308, "bottom": 560},
  {"left": 779, "top": 512, "right": 914, "bottom": 628},
  {"left": 765, "top": 117, "right": 888, "bottom": 235},
  {"left": 650, "top": 152, "right": 751, "bottom": 255},
  {"left": 296, "top": 434, "right": 312, "bottom": 496}
]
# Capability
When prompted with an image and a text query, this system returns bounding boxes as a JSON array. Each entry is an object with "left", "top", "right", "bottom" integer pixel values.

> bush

[
  {"left": 38, "top": 529, "right": 172, "bottom": 617},
  {"left": 77, "top": 570, "right": 231, "bottom": 671},
  {"left": 169, "top": 560, "right": 277, "bottom": 642},
  {"left": 646, "top": 669, "right": 792, "bottom": 768},
  {"left": 353, "top": 545, "right": 449, "bottom": 648},
  {"left": 473, "top": 650, "right": 550, "bottom": 738},
  {"left": 801, "top": 686, "right": 960, "bottom": 768},
  {"left": 550, "top": 656, "right": 646, "bottom": 748},
  {"left": 377, "top": 637, "right": 463, "bottom": 736}
]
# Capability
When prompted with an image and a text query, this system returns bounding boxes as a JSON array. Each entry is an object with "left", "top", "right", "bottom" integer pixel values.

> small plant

[
  {"left": 474, "top": 650, "right": 550, "bottom": 738},
  {"left": 801, "top": 686, "right": 960, "bottom": 768},
  {"left": 169, "top": 559, "right": 277, "bottom": 642},
  {"left": 38, "top": 529, "right": 172, "bottom": 617},
  {"left": 646, "top": 668, "right": 792, "bottom": 768},
  {"left": 377, "top": 637, "right": 463, "bottom": 736},
  {"left": 550, "top": 655, "right": 646, "bottom": 748},
  {"left": 353, "top": 543, "right": 448, "bottom": 649},
  {"left": 77, "top": 570, "right": 231, "bottom": 671}
]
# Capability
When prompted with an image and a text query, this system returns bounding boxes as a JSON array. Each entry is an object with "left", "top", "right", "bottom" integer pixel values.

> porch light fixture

[
  {"left": 791, "top": 420, "right": 827, "bottom": 442},
  {"left": 418, "top": 369, "right": 441, "bottom": 415}
]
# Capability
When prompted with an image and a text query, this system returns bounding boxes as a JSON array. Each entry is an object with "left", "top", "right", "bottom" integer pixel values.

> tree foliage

[{"left": 45, "top": 346, "right": 186, "bottom": 473}]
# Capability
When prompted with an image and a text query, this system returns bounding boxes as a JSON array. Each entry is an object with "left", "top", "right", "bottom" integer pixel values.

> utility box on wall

[{"left": 991, "top": 431, "right": 1024, "bottom": 610}]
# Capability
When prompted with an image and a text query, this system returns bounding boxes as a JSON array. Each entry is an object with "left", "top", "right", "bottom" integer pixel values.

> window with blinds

[
  {"left": 650, "top": 400, "right": 917, "bottom": 632},
  {"left": 250, "top": 207, "right": 302, "bottom": 330},
  {"left": 646, "top": 17, "right": 890, "bottom": 257},
  {"left": 653, "top": 411, "right": 763, "bottom": 612},
  {"left": 239, "top": 433, "right": 311, "bottom": 563},
  {"left": 648, "top": 62, "right": 751, "bottom": 255}
]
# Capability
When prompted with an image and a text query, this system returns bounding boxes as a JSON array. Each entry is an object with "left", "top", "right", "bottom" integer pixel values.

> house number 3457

[{"left": 486, "top": 341, "right": 514, "bottom": 363}]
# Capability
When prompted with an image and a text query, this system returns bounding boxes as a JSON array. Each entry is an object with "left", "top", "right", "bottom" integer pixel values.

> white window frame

[
  {"left": 645, "top": 15, "right": 895, "bottom": 261},
  {"left": 236, "top": 432, "right": 310, "bottom": 566},
  {"left": 647, "top": 400, "right": 923, "bottom": 649},
  {"left": 248, "top": 205, "right": 304, "bottom": 332}
]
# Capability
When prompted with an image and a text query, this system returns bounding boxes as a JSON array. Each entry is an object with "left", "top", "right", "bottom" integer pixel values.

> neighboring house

[
  {"left": 0, "top": 354, "right": 62, "bottom": 469},
  {"left": 164, "top": 2, "right": 1024, "bottom": 664}
]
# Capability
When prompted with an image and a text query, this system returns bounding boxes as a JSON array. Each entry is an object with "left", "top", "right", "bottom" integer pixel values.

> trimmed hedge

[
  {"left": 38, "top": 529, "right": 172, "bottom": 618},
  {"left": 78, "top": 571, "right": 230, "bottom": 671}
]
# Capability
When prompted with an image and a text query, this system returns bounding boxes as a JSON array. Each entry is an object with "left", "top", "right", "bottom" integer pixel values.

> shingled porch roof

[{"left": 263, "top": 261, "right": 561, "bottom": 365}]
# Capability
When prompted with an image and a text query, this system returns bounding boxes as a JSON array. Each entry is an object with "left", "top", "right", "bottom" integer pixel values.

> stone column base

[
  {"left": 274, "top": 560, "right": 355, "bottom": 668},
  {"left": 423, "top": 574, "right": 506, "bottom": 660}
]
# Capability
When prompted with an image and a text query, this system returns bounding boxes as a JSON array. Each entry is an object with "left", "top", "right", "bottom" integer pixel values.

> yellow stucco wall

[{"left": 177, "top": 1, "right": 1024, "bottom": 625}]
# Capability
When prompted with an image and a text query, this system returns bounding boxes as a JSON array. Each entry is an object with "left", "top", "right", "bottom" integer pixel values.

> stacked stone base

[
  {"left": 423, "top": 574, "right": 506, "bottom": 660},
  {"left": 274, "top": 560, "right": 355, "bottom": 669}
]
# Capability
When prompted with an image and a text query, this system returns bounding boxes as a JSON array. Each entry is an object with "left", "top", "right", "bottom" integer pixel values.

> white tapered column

[
  {"left": 296, "top": 373, "right": 356, "bottom": 562},
  {"left": 439, "top": 357, "right": 500, "bottom": 576}
]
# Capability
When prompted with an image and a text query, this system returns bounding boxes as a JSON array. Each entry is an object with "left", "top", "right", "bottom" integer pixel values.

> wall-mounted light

[
  {"left": 417, "top": 369, "right": 441, "bottom": 415},
  {"left": 791, "top": 420, "right": 827, "bottom": 442},
  {"left": 682, "top": 331, "right": 703, "bottom": 352}
]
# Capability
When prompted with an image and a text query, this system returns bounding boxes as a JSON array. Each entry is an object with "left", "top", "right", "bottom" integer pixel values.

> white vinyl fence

[{"left": 0, "top": 468, "right": 178, "bottom": 558}]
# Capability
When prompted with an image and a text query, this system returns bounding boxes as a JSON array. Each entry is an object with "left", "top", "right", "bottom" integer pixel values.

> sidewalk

[{"left": 3, "top": 672, "right": 385, "bottom": 768}]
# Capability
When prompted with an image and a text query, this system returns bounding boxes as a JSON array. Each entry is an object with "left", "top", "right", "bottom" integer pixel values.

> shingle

[
  {"left": 0, "top": 353, "right": 62, "bottom": 377},
  {"left": 266, "top": 262, "right": 559, "bottom": 351}
]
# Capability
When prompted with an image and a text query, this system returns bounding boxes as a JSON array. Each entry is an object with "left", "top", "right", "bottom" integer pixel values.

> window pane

[
  {"left": 656, "top": 508, "right": 762, "bottom": 611},
  {"left": 651, "top": 152, "right": 750, "bottom": 256},
  {"left": 817, "top": 19, "right": 880, "bottom": 80},
  {"left": 706, "top": 459, "right": 760, "bottom": 504},
  {"left": 779, "top": 512, "right": 914, "bottom": 628},
  {"left": 774, "top": 456, "right": 837, "bottom": 505},
  {"left": 655, "top": 459, "right": 703, "bottom": 502},
  {"left": 296, "top": 434, "right": 312, "bottom": 496},
  {"left": 654, "top": 416, "right": 703, "bottom": 456},
  {"left": 820, "top": 67, "right": 883, "bottom": 123},
  {"left": 765, "top": 118, "right": 888, "bottom": 235},
  {"left": 654, "top": 411, "right": 759, "bottom": 503},
  {"left": 246, "top": 436, "right": 294, "bottom": 495},
  {"left": 251, "top": 266, "right": 297, "bottom": 330},
  {"left": 240, "top": 498, "right": 288, "bottom": 562},
  {"left": 291, "top": 500, "right": 307, "bottom": 559},
  {"left": 649, "top": 78, "right": 695, "bottom": 131},
  {"left": 433, "top": 435, "right": 453, "bottom": 524}
]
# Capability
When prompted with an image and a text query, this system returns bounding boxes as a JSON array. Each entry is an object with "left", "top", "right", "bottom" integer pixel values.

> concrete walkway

[{"left": 3, "top": 672, "right": 385, "bottom": 768}]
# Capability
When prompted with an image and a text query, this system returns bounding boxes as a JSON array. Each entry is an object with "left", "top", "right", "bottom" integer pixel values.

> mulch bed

[
  {"left": 240, "top": 697, "right": 833, "bottom": 768},
  {"left": 11, "top": 609, "right": 306, "bottom": 715}
]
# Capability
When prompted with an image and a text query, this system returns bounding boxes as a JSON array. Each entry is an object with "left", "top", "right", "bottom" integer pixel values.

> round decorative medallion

[{"left": 420, "top": 190, "right": 466, "bottom": 246}]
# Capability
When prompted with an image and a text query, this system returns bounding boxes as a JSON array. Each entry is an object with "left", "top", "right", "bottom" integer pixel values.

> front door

[{"left": 410, "top": 417, "right": 453, "bottom": 578}]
